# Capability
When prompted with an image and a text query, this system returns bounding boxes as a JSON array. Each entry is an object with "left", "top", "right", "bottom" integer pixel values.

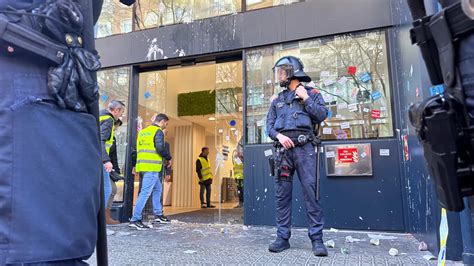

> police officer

[{"left": 266, "top": 56, "right": 328, "bottom": 256}]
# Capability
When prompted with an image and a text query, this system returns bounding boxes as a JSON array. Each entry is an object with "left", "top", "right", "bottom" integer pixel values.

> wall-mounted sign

[
  {"left": 371, "top": 109, "right": 381, "bottom": 119},
  {"left": 347, "top": 66, "right": 357, "bottom": 75},
  {"left": 337, "top": 147, "right": 358, "bottom": 163},
  {"left": 325, "top": 143, "right": 372, "bottom": 176},
  {"left": 371, "top": 91, "right": 382, "bottom": 101},
  {"left": 222, "top": 145, "right": 229, "bottom": 161}
]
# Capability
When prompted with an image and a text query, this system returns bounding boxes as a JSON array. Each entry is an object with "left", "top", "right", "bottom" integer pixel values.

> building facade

[{"left": 95, "top": 0, "right": 466, "bottom": 259}]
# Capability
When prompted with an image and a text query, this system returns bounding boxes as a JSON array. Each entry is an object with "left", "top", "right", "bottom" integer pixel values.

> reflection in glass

[
  {"left": 138, "top": 71, "right": 168, "bottom": 130},
  {"left": 97, "top": 67, "right": 131, "bottom": 202},
  {"left": 214, "top": 61, "right": 244, "bottom": 222},
  {"left": 95, "top": 0, "right": 133, "bottom": 38},
  {"left": 135, "top": 70, "right": 167, "bottom": 212},
  {"left": 246, "top": 30, "right": 393, "bottom": 144},
  {"left": 246, "top": 0, "right": 303, "bottom": 11},
  {"left": 135, "top": 0, "right": 241, "bottom": 30}
]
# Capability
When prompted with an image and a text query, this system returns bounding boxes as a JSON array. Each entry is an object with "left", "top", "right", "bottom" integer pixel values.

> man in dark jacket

[
  {"left": 100, "top": 100, "right": 125, "bottom": 224},
  {"left": 106, "top": 119, "right": 124, "bottom": 225},
  {"left": 196, "top": 147, "right": 215, "bottom": 209}
]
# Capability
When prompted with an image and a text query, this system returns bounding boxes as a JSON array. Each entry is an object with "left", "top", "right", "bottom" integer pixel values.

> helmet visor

[{"left": 274, "top": 64, "right": 294, "bottom": 87}]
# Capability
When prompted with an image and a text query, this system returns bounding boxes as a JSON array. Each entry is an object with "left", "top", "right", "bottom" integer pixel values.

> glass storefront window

[
  {"left": 135, "top": 0, "right": 241, "bottom": 30},
  {"left": 246, "top": 0, "right": 304, "bottom": 11},
  {"left": 95, "top": 0, "right": 133, "bottom": 38},
  {"left": 246, "top": 30, "right": 393, "bottom": 144},
  {"left": 138, "top": 70, "right": 168, "bottom": 130},
  {"left": 97, "top": 67, "right": 131, "bottom": 202}
]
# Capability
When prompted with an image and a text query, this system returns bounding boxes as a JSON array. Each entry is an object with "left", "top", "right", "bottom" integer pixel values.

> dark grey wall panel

[
  {"left": 97, "top": 0, "right": 393, "bottom": 68},
  {"left": 244, "top": 139, "right": 405, "bottom": 231},
  {"left": 322, "top": 139, "right": 405, "bottom": 231},
  {"left": 243, "top": 145, "right": 276, "bottom": 226}
]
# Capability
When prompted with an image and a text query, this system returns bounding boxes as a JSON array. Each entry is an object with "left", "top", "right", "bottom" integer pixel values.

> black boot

[
  {"left": 312, "top": 240, "right": 328, "bottom": 256},
  {"left": 268, "top": 237, "right": 290, "bottom": 253}
]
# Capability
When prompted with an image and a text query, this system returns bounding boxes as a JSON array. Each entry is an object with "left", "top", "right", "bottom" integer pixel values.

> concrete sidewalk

[{"left": 86, "top": 220, "right": 459, "bottom": 265}]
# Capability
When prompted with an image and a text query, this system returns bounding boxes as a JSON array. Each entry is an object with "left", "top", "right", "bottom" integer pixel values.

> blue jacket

[{"left": 266, "top": 87, "right": 328, "bottom": 140}]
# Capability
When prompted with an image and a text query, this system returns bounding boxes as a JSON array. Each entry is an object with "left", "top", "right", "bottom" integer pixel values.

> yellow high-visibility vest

[
  {"left": 136, "top": 125, "right": 163, "bottom": 173},
  {"left": 99, "top": 114, "right": 115, "bottom": 155},
  {"left": 198, "top": 156, "right": 212, "bottom": 181},
  {"left": 233, "top": 161, "right": 244, "bottom": 180}
]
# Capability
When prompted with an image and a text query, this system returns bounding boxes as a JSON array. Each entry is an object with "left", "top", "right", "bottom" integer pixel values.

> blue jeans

[
  {"left": 131, "top": 172, "right": 163, "bottom": 221},
  {"left": 103, "top": 166, "right": 112, "bottom": 208}
]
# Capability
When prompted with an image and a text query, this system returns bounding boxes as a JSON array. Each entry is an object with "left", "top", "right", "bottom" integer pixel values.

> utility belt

[
  {"left": 269, "top": 130, "right": 321, "bottom": 179},
  {"left": 0, "top": 1, "right": 101, "bottom": 114},
  {"left": 409, "top": 1, "right": 474, "bottom": 211},
  {"left": 274, "top": 130, "right": 316, "bottom": 148}
]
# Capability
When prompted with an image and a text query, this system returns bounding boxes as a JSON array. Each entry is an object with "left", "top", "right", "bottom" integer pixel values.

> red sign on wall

[
  {"left": 337, "top": 147, "right": 358, "bottom": 163},
  {"left": 347, "top": 66, "right": 357, "bottom": 75},
  {"left": 371, "top": 109, "right": 381, "bottom": 119}
]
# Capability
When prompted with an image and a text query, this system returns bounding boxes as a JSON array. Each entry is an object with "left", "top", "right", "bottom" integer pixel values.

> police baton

[{"left": 314, "top": 123, "right": 322, "bottom": 201}]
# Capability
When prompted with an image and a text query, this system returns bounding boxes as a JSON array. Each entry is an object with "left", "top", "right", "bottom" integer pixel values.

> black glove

[
  {"left": 109, "top": 170, "right": 124, "bottom": 182},
  {"left": 23, "top": 0, "right": 101, "bottom": 113}
]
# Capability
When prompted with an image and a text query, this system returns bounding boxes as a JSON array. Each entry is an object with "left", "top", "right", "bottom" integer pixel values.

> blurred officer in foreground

[{"left": 0, "top": 0, "right": 109, "bottom": 264}]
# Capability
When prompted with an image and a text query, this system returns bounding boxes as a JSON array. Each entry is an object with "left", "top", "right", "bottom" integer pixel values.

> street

[{"left": 87, "top": 220, "right": 451, "bottom": 265}]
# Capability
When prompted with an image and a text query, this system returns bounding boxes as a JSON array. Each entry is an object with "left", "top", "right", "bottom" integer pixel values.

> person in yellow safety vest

[
  {"left": 106, "top": 119, "right": 124, "bottom": 224},
  {"left": 196, "top": 147, "right": 215, "bottom": 209},
  {"left": 233, "top": 152, "right": 244, "bottom": 208},
  {"left": 129, "top": 113, "right": 172, "bottom": 230},
  {"left": 99, "top": 100, "right": 125, "bottom": 225}
]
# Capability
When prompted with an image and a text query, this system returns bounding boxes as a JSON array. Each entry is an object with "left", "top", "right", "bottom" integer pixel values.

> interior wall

[
  {"left": 166, "top": 63, "right": 217, "bottom": 119},
  {"left": 192, "top": 123, "right": 207, "bottom": 207},
  {"left": 163, "top": 137, "right": 174, "bottom": 206},
  {"left": 172, "top": 125, "right": 194, "bottom": 207}
]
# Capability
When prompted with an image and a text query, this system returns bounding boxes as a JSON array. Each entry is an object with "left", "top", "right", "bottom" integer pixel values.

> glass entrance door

[
  {"left": 213, "top": 61, "right": 244, "bottom": 224},
  {"left": 134, "top": 59, "right": 243, "bottom": 225}
]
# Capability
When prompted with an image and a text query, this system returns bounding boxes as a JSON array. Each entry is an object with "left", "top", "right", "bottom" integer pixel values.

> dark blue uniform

[
  {"left": 266, "top": 87, "right": 327, "bottom": 241},
  {"left": 0, "top": 1, "right": 103, "bottom": 264}
]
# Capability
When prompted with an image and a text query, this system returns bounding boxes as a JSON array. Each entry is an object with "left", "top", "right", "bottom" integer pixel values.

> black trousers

[
  {"left": 235, "top": 179, "right": 244, "bottom": 203},
  {"left": 199, "top": 179, "right": 212, "bottom": 205}
]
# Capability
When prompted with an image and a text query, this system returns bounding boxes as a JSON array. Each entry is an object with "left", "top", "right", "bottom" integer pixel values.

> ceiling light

[
  {"left": 230, "top": 127, "right": 236, "bottom": 131},
  {"left": 208, "top": 117, "right": 216, "bottom": 121}
]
